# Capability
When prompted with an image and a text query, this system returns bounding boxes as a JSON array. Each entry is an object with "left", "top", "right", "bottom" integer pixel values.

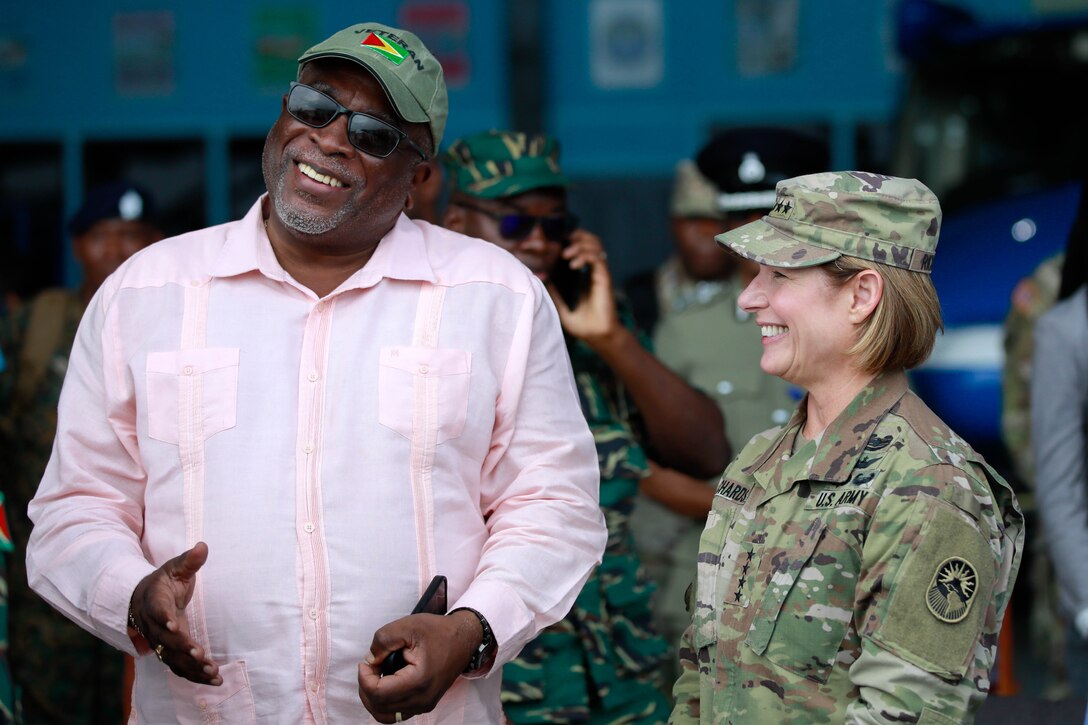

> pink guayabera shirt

[{"left": 27, "top": 197, "right": 605, "bottom": 724}]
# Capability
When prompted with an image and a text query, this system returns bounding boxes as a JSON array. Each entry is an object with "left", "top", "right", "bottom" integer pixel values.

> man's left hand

[{"left": 357, "top": 609, "right": 483, "bottom": 722}]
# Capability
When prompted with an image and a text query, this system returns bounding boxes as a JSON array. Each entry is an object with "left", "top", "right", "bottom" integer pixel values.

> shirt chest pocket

[
  {"left": 745, "top": 522, "right": 859, "bottom": 683},
  {"left": 146, "top": 348, "right": 240, "bottom": 445},
  {"left": 378, "top": 346, "right": 471, "bottom": 444}
]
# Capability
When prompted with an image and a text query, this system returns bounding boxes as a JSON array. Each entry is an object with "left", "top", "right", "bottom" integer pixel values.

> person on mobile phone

[{"left": 442, "top": 130, "right": 731, "bottom": 724}]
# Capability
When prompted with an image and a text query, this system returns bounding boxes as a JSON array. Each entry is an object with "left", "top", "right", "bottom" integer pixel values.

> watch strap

[{"left": 449, "top": 606, "right": 495, "bottom": 673}]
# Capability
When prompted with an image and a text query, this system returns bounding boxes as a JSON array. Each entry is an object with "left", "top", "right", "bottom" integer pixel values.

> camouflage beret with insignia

[
  {"left": 443, "top": 130, "right": 569, "bottom": 199},
  {"left": 716, "top": 171, "right": 941, "bottom": 274}
]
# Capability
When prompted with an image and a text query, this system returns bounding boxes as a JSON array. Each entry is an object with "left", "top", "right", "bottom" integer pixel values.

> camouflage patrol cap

[
  {"left": 443, "top": 130, "right": 569, "bottom": 199},
  {"left": 298, "top": 23, "right": 448, "bottom": 149},
  {"left": 669, "top": 160, "right": 723, "bottom": 219},
  {"left": 716, "top": 171, "right": 941, "bottom": 274}
]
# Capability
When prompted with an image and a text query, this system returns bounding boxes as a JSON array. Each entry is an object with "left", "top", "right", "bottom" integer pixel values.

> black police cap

[
  {"left": 695, "top": 128, "right": 830, "bottom": 212},
  {"left": 68, "top": 181, "right": 158, "bottom": 237}
]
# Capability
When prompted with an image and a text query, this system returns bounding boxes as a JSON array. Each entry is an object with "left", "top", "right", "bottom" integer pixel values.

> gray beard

[{"left": 269, "top": 172, "right": 356, "bottom": 236}]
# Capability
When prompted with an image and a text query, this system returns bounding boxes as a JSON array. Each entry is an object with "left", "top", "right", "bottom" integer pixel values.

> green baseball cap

[
  {"left": 443, "top": 130, "right": 569, "bottom": 199},
  {"left": 298, "top": 23, "right": 448, "bottom": 150},
  {"left": 669, "top": 160, "right": 724, "bottom": 219},
  {"left": 716, "top": 171, "right": 941, "bottom": 274}
]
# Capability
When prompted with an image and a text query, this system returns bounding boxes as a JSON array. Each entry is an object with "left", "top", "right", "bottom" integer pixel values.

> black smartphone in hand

[
  {"left": 551, "top": 259, "right": 592, "bottom": 310},
  {"left": 379, "top": 575, "right": 448, "bottom": 676}
]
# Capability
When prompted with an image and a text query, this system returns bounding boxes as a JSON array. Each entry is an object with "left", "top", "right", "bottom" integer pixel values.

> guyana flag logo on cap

[{"left": 360, "top": 32, "right": 408, "bottom": 65}]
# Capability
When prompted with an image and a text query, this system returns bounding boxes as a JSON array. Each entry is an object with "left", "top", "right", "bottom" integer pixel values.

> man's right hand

[{"left": 128, "top": 541, "right": 222, "bottom": 686}]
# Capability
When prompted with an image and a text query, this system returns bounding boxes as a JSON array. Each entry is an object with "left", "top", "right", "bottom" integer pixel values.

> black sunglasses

[
  {"left": 454, "top": 200, "right": 579, "bottom": 244},
  {"left": 286, "top": 82, "right": 428, "bottom": 160}
]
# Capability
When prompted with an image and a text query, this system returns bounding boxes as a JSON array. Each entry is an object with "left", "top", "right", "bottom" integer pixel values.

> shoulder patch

[
  {"left": 870, "top": 496, "right": 997, "bottom": 679},
  {"left": 926, "top": 557, "right": 978, "bottom": 623}
]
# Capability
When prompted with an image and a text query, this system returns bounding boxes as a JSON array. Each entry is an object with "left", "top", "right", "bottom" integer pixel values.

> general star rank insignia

[
  {"left": 926, "top": 556, "right": 978, "bottom": 623},
  {"left": 768, "top": 196, "right": 794, "bottom": 220}
]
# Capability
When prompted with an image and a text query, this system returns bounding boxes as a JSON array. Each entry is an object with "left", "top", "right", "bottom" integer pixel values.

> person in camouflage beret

[
  {"left": 442, "top": 130, "right": 731, "bottom": 724},
  {"left": 671, "top": 171, "right": 1024, "bottom": 723}
]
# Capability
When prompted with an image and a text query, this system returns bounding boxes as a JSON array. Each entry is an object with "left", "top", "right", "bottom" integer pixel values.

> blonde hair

[{"left": 824, "top": 256, "right": 943, "bottom": 373}]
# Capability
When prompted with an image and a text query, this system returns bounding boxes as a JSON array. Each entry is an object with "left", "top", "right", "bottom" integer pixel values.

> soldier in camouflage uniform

[
  {"left": 1002, "top": 252, "right": 1063, "bottom": 488},
  {"left": 672, "top": 171, "right": 1023, "bottom": 723},
  {"left": 1000, "top": 252, "right": 1065, "bottom": 696},
  {"left": 442, "top": 130, "right": 730, "bottom": 724},
  {"left": 0, "top": 183, "right": 161, "bottom": 724},
  {"left": 1, "top": 493, "right": 14, "bottom": 725}
]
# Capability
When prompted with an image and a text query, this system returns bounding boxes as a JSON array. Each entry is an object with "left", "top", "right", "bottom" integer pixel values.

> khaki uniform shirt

[
  {"left": 671, "top": 372, "right": 1023, "bottom": 724},
  {"left": 652, "top": 257, "right": 796, "bottom": 448}
]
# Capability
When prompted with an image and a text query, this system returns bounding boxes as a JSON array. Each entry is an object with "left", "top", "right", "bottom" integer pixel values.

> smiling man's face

[{"left": 261, "top": 58, "right": 429, "bottom": 256}]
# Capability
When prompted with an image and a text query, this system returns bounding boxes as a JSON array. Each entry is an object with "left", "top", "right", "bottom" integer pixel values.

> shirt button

[
  {"left": 303, "top": 445, "right": 313, "bottom": 454},
  {"left": 310, "top": 681, "right": 319, "bottom": 693},
  {"left": 190, "top": 280, "right": 200, "bottom": 287},
  {"left": 308, "top": 372, "right": 318, "bottom": 382},
  {"left": 419, "top": 365, "right": 429, "bottom": 374},
  {"left": 198, "top": 699, "right": 207, "bottom": 709},
  {"left": 183, "top": 366, "right": 194, "bottom": 375},
  {"left": 304, "top": 523, "right": 315, "bottom": 533},
  {"left": 309, "top": 609, "right": 318, "bottom": 620}
]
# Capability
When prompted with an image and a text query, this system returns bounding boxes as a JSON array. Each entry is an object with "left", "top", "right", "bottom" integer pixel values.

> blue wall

[{"left": 545, "top": 1, "right": 902, "bottom": 175}]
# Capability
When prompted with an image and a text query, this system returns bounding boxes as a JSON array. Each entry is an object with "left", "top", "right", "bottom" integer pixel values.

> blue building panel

[
  {"left": 0, "top": 1, "right": 507, "bottom": 141},
  {"left": 543, "top": 1, "right": 903, "bottom": 175}
]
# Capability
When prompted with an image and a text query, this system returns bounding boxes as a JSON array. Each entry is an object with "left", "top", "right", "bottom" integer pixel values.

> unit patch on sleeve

[{"left": 926, "top": 556, "right": 978, "bottom": 623}]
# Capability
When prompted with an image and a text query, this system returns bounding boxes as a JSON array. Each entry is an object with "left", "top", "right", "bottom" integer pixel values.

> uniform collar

[
  {"left": 748, "top": 370, "right": 909, "bottom": 485},
  {"left": 211, "top": 196, "right": 437, "bottom": 290},
  {"left": 656, "top": 256, "right": 734, "bottom": 314}
]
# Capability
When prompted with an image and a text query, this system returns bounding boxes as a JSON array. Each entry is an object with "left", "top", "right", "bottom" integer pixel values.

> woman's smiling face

[{"left": 737, "top": 263, "right": 859, "bottom": 390}]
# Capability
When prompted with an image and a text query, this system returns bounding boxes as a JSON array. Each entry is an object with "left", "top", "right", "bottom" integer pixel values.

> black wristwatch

[
  {"left": 127, "top": 605, "right": 144, "bottom": 638},
  {"left": 450, "top": 606, "right": 495, "bottom": 673}
]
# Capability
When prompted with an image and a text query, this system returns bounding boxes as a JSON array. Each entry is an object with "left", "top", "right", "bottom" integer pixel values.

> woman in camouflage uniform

[{"left": 670, "top": 171, "right": 1024, "bottom": 723}]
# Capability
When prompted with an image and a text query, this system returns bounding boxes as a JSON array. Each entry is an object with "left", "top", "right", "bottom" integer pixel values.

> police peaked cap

[{"left": 695, "top": 128, "right": 830, "bottom": 212}]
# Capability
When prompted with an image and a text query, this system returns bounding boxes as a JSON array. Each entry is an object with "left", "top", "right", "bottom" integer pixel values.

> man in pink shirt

[{"left": 26, "top": 22, "right": 605, "bottom": 724}]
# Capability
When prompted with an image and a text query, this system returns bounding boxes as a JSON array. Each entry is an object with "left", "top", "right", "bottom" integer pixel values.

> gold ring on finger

[
  {"left": 395, "top": 713, "right": 403, "bottom": 723},
  {"left": 154, "top": 643, "right": 166, "bottom": 662}
]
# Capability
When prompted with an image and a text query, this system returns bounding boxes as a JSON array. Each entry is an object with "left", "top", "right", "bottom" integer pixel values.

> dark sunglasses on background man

[
  {"left": 286, "top": 82, "right": 428, "bottom": 160},
  {"left": 454, "top": 200, "right": 579, "bottom": 244}
]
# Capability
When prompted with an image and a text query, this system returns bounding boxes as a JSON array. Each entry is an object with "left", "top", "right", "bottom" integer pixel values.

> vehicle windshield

[{"left": 893, "top": 19, "right": 1088, "bottom": 210}]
